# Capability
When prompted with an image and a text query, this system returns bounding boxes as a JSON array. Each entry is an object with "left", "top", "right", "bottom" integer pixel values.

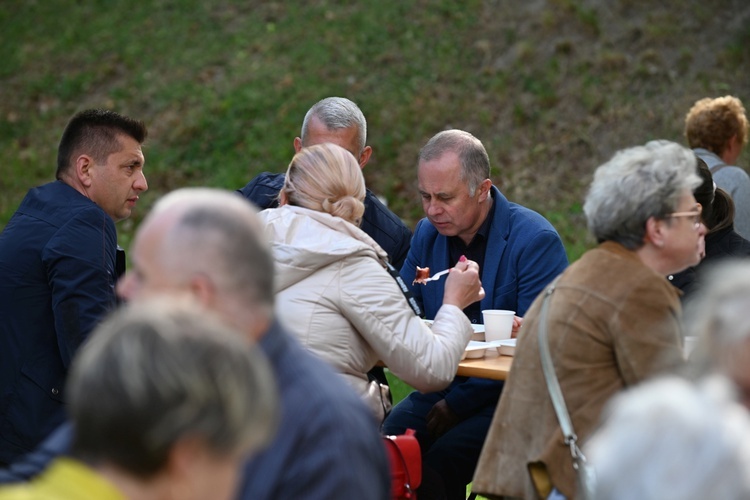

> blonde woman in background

[{"left": 259, "top": 143, "right": 484, "bottom": 422}]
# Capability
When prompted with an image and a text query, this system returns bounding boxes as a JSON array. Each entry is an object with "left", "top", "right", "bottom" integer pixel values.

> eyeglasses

[{"left": 665, "top": 209, "right": 702, "bottom": 229}]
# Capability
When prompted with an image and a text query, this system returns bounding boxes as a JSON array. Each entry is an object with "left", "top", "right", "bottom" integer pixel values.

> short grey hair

[
  {"left": 154, "top": 188, "right": 275, "bottom": 308},
  {"left": 583, "top": 140, "right": 701, "bottom": 249},
  {"left": 68, "top": 300, "right": 278, "bottom": 477},
  {"left": 587, "top": 375, "right": 750, "bottom": 499},
  {"left": 419, "top": 129, "right": 490, "bottom": 196},
  {"left": 301, "top": 97, "right": 367, "bottom": 154}
]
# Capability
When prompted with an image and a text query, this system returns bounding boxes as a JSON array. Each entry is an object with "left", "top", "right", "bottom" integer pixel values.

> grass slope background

[
  {"left": 1, "top": 2, "right": 748, "bottom": 496},
  {"left": 3, "top": 1, "right": 749, "bottom": 258}
]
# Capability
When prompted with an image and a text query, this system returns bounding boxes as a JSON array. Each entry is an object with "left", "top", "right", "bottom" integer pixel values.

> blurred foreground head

[
  {"left": 683, "top": 260, "right": 750, "bottom": 407},
  {"left": 587, "top": 375, "right": 750, "bottom": 500},
  {"left": 117, "top": 188, "right": 274, "bottom": 339},
  {"left": 69, "top": 300, "right": 278, "bottom": 500}
]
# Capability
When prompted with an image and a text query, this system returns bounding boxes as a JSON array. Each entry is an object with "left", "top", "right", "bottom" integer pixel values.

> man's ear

[
  {"left": 477, "top": 179, "right": 493, "bottom": 202},
  {"left": 188, "top": 273, "right": 217, "bottom": 309},
  {"left": 293, "top": 137, "right": 303, "bottom": 153},
  {"left": 358, "top": 146, "right": 373, "bottom": 169},
  {"left": 75, "top": 155, "right": 94, "bottom": 188}
]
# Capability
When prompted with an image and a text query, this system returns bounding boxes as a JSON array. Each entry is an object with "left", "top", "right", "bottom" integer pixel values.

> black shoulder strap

[{"left": 386, "top": 262, "right": 423, "bottom": 317}]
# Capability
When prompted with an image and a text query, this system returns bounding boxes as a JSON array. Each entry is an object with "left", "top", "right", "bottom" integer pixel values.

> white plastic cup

[{"left": 482, "top": 310, "right": 515, "bottom": 342}]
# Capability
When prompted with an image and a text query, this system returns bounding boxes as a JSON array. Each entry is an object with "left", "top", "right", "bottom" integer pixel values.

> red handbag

[{"left": 383, "top": 429, "right": 422, "bottom": 500}]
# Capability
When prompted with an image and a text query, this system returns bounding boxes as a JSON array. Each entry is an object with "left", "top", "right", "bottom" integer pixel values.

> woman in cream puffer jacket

[{"left": 258, "top": 143, "right": 484, "bottom": 422}]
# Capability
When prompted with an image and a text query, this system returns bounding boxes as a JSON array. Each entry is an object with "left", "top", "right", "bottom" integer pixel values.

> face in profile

[
  {"left": 660, "top": 191, "right": 706, "bottom": 275},
  {"left": 86, "top": 134, "right": 148, "bottom": 222}
]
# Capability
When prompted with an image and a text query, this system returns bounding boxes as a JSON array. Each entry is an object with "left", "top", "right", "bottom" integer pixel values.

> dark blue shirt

[{"left": 0, "top": 181, "right": 118, "bottom": 464}]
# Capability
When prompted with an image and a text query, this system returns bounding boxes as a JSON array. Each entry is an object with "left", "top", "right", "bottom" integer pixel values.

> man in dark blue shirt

[{"left": 0, "top": 110, "right": 148, "bottom": 465}]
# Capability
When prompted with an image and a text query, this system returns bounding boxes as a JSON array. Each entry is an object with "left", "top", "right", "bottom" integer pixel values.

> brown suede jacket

[{"left": 473, "top": 241, "right": 684, "bottom": 499}]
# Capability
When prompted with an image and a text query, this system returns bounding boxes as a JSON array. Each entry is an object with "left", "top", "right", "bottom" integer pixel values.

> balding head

[{"left": 118, "top": 188, "right": 274, "bottom": 338}]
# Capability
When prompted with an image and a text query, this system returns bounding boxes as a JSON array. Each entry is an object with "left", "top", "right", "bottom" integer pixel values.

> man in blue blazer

[
  {"left": 0, "top": 110, "right": 148, "bottom": 465},
  {"left": 382, "top": 129, "right": 568, "bottom": 500}
]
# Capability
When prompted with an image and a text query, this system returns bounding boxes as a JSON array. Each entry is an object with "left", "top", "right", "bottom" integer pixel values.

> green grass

[{"left": 5, "top": 1, "right": 747, "bottom": 260}]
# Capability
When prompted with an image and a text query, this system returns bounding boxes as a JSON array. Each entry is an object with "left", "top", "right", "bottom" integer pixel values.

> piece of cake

[{"left": 413, "top": 266, "right": 430, "bottom": 285}]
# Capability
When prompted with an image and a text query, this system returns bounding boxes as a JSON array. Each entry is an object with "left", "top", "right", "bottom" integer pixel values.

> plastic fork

[{"left": 420, "top": 269, "right": 450, "bottom": 283}]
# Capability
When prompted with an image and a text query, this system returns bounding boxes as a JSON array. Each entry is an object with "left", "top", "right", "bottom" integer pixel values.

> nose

[
  {"left": 134, "top": 171, "right": 148, "bottom": 192},
  {"left": 426, "top": 200, "right": 443, "bottom": 217}
]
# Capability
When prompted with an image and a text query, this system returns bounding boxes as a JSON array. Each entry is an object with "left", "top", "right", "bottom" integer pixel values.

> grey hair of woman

[
  {"left": 683, "top": 261, "right": 750, "bottom": 373},
  {"left": 583, "top": 140, "right": 701, "bottom": 249},
  {"left": 419, "top": 129, "right": 490, "bottom": 196},
  {"left": 587, "top": 375, "right": 750, "bottom": 500},
  {"left": 300, "top": 97, "right": 367, "bottom": 154},
  {"left": 68, "top": 300, "right": 278, "bottom": 478}
]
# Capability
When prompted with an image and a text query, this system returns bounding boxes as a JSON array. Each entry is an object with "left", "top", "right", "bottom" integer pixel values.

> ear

[
  {"left": 293, "top": 137, "right": 303, "bottom": 153},
  {"left": 644, "top": 216, "right": 667, "bottom": 248},
  {"left": 188, "top": 273, "right": 217, "bottom": 309},
  {"left": 279, "top": 190, "right": 288, "bottom": 206},
  {"left": 358, "top": 146, "right": 373, "bottom": 169},
  {"left": 75, "top": 155, "right": 94, "bottom": 188},
  {"left": 163, "top": 436, "right": 205, "bottom": 489},
  {"left": 477, "top": 179, "right": 493, "bottom": 202}
]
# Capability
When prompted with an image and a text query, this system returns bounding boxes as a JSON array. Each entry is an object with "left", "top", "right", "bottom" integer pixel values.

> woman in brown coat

[{"left": 472, "top": 140, "right": 706, "bottom": 499}]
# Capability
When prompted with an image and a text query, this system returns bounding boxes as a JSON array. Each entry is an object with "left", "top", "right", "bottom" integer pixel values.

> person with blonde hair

[
  {"left": 259, "top": 143, "right": 485, "bottom": 422},
  {"left": 685, "top": 96, "right": 750, "bottom": 239}
]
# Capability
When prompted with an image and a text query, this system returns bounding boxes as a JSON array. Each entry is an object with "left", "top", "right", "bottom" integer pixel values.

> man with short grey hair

[
  {"left": 0, "top": 188, "right": 391, "bottom": 500},
  {"left": 383, "top": 129, "right": 568, "bottom": 499},
  {"left": 238, "top": 96, "right": 412, "bottom": 269}
]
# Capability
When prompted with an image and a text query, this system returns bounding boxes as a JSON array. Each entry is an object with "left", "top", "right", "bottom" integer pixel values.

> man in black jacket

[{"left": 238, "top": 96, "right": 412, "bottom": 270}]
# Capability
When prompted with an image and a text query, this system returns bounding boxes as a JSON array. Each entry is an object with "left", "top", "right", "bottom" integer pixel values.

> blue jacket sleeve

[
  {"left": 43, "top": 208, "right": 118, "bottom": 367},
  {"left": 0, "top": 422, "right": 72, "bottom": 483},
  {"left": 236, "top": 173, "right": 284, "bottom": 210}
]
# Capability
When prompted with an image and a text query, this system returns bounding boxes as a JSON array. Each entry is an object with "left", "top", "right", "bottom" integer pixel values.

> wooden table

[{"left": 456, "top": 351, "right": 513, "bottom": 380}]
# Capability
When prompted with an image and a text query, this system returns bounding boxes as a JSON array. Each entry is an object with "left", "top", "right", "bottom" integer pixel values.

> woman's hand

[
  {"left": 442, "top": 255, "right": 485, "bottom": 310},
  {"left": 511, "top": 315, "right": 523, "bottom": 338}
]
